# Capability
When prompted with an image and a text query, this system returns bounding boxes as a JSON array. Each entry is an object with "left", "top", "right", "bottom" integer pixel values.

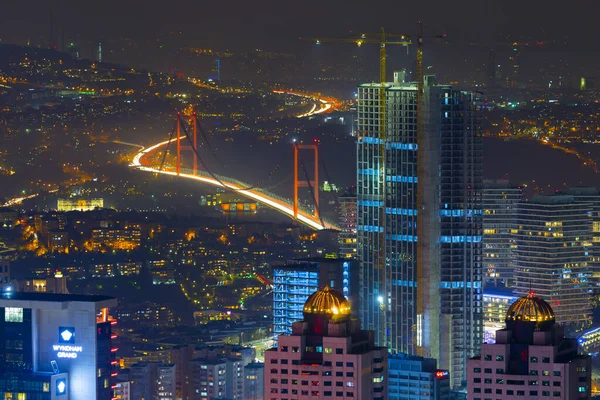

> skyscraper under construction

[{"left": 356, "top": 72, "right": 483, "bottom": 388}]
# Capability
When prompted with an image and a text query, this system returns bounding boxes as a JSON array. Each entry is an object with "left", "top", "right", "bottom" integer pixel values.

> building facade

[
  {"left": 0, "top": 292, "right": 118, "bottom": 400},
  {"left": 338, "top": 189, "right": 357, "bottom": 259},
  {"left": 272, "top": 257, "right": 358, "bottom": 337},
  {"left": 387, "top": 354, "right": 449, "bottom": 400},
  {"left": 482, "top": 180, "right": 522, "bottom": 288},
  {"left": 512, "top": 196, "right": 592, "bottom": 329},
  {"left": 467, "top": 292, "right": 592, "bottom": 400},
  {"left": 483, "top": 292, "right": 518, "bottom": 344},
  {"left": 567, "top": 186, "right": 600, "bottom": 292},
  {"left": 357, "top": 75, "right": 482, "bottom": 387},
  {"left": 244, "top": 362, "right": 264, "bottom": 400},
  {"left": 265, "top": 287, "right": 387, "bottom": 400},
  {"left": 188, "top": 356, "right": 244, "bottom": 400}
]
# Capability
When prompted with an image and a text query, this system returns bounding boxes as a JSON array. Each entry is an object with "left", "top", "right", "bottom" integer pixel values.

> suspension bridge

[{"left": 131, "top": 113, "right": 340, "bottom": 231}]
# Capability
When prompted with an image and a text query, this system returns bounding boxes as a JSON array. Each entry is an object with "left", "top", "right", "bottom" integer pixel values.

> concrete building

[
  {"left": 512, "top": 196, "right": 592, "bottom": 329},
  {"left": 265, "top": 286, "right": 387, "bottom": 400},
  {"left": 17, "top": 272, "right": 70, "bottom": 294},
  {"left": 115, "top": 378, "right": 131, "bottom": 400},
  {"left": 188, "top": 355, "right": 244, "bottom": 400},
  {"left": 482, "top": 180, "right": 522, "bottom": 288},
  {"left": 357, "top": 74, "right": 482, "bottom": 387},
  {"left": 338, "top": 189, "right": 357, "bottom": 259},
  {"left": 467, "top": 292, "right": 592, "bottom": 399},
  {"left": 272, "top": 257, "right": 358, "bottom": 337},
  {"left": 225, "top": 358, "right": 244, "bottom": 400},
  {"left": 0, "top": 260, "right": 10, "bottom": 291},
  {"left": 387, "top": 354, "right": 449, "bottom": 400},
  {"left": 131, "top": 362, "right": 158, "bottom": 400},
  {"left": 0, "top": 292, "right": 118, "bottom": 400},
  {"left": 244, "top": 362, "right": 264, "bottom": 400},
  {"left": 158, "top": 364, "right": 177, "bottom": 400}
]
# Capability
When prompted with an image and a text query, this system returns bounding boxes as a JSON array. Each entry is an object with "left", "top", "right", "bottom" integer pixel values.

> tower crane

[
  {"left": 302, "top": 24, "right": 445, "bottom": 351},
  {"left": 302, "top": 29, "right": 410, "bottom": 348}
]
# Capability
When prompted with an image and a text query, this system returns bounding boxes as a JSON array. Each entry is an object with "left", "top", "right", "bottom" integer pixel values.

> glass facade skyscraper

[
  {"left": 482, "top": 180, "right": 523, "bottom": 289},
  {"left": 512, "top": 195, "right": 593, "bottom": 329},
  {"left": 357, "top": 76, "right": 482, "bottom": 388},
  {"left": 272, "top": 258, "right": 358, "bottom": 337}
]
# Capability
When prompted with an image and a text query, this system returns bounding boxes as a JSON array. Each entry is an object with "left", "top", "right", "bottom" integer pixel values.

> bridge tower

[
  {"left": 293, "top": 143, "right": 319, "bottom": 220},
  {"left": 175, "top": 113, "right": 198, "bottom": 175}
]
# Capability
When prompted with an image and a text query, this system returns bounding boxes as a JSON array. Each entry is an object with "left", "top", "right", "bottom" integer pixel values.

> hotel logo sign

[{"left": 54, "top": 327, "right": 83, "bottom": 358}]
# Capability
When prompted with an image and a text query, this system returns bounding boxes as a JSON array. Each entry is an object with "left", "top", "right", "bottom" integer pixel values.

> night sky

[{"left": 0, "top": 0, "right": 596, "bottom": 49}]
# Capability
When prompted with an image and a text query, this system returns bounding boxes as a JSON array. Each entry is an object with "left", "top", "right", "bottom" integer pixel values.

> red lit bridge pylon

[
  {"left": 293, "top": 143, "right": 319, "bottom": 221},
  {"left": 176, "top": 113, "right": 198, "bottom": 176}
]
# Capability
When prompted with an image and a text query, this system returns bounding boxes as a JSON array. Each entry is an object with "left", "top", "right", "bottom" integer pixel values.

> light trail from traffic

[
  {"left": 131, "top": 138, "right": 338, "bottom": 231},
  {"left": 273, "top": 90, "right": 336, "bottom": 118}
]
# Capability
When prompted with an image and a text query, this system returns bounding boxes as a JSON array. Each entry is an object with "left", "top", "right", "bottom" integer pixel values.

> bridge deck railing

[{"left": 177, "top": 168, "right": 338, "bottom": 229}]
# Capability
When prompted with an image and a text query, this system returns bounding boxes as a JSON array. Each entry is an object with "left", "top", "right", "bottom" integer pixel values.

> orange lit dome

[
  {"left": 303, "top": 286, "right": 351, "bottom": 316},
  {"left": 505, "top": 291, "right": 555, "bottom": 327}
]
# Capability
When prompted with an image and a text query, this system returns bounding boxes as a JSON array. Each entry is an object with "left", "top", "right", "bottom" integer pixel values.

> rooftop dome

[
  {"left": 303, "top": 286, "right": 351, "bottom": 317},
  {"left": 505, "top": 291, "right": 555, "bottom": 327}
]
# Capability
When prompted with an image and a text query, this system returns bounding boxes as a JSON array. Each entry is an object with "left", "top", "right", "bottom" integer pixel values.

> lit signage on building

[
  {"left": 54, "top": 327, "right": 83, "bottom": 358},
  {"left": 59, "top": 327, "right": 75, "bottom": 344},
  {"left": 54, "top": 345, "right": 83, "bottom": 358},
  {"left": 56, "top": 378, "right": 67, "bottom": 396}
]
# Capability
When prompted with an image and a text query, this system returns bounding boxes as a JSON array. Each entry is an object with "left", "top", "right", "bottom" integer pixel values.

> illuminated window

[
  {"left": 5, "top": 308, "right": 23, "bottom": 323},
  {"left": 17, "top": 394, "right": 26, "bottom": 400}
]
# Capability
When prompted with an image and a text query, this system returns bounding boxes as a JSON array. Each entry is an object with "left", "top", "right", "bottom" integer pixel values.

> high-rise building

[
  {"left": 512, "top": 195, "right": 592, "bottom": 329},
  {"left": 272, "top": 257, "right": 358, "bottom": 337},
  {"left": 566, "top": 186, "right": 600, "bottom": 292},
  {"left": 357, "top": 75, "right": 482, "bottom": 387},
  {"left": 265, "top": 287, "right": 387, "bottom": 400},
  {"left": 338, "top": 188, "right": 357, "bottom": 258},
  {"left": 482, "top": 180, "right": 523, "bottom": 288},
  {"left": 244, "top": 362, "right": 264, "bottom": 400},
  {"left": 0, "top": 292, "right": 118, "bottom": 400},
  {"left": 467, "top": 292, "right": 592, "bottom": 399},
  {"left": 387, "top": 354, "right": 449, "bottom": 400}
]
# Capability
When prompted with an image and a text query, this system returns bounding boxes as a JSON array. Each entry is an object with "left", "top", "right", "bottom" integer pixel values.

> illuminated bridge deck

[{"left": 131, "top": 138, "right": 339, "bottom": 231}]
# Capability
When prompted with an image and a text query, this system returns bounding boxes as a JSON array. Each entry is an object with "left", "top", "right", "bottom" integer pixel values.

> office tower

[
  {"left": 338, "top": 188, "right": 357, "bottom": 258},
  {"left": 467, "top": 292, "right": 591, "bottom": 399},
  {"left": 387, "top": 354, "right": 449, "bottom": 400},
  {"left": 567, "top": 186, "right": 600, "bottom": 292},
  {"left": 265, "top": 287, "right": 387, "bottom": 400},
  {"left": 244, "top": 362, "right": 265, "bottom": 400},
  {"left": 512, "top": 195, "right": 592, "bottom": 329},
  {"left": 0, "top": 292, "right": 118, "bottom": 400},
  {"left": 272, "top": 257, "right": 358, "bottom": 337},
  {"left": 357, "top": 75, "right": 482, "bottom": 388},
  {"left": 482, "top": 180, "right": 523, "bottom": 289}
]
